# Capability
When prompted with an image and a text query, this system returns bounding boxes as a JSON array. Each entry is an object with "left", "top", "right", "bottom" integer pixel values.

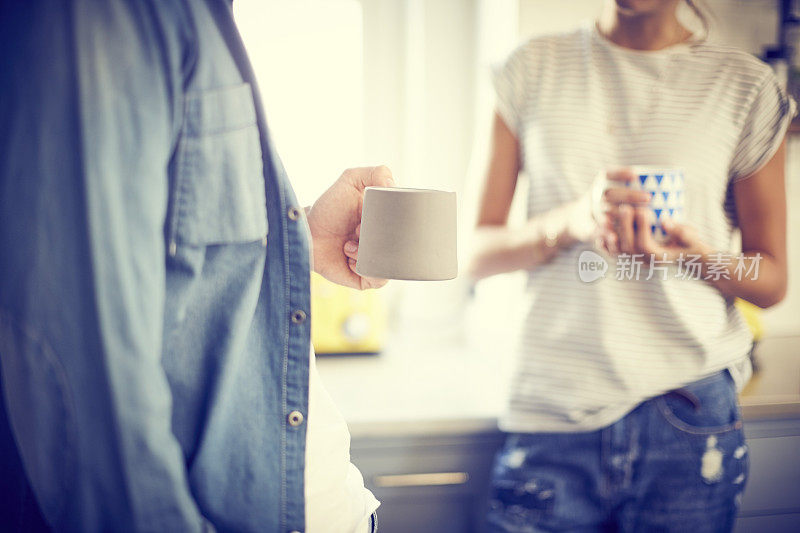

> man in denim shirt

[{"left": 0, "top": 1, "right": 388, "bottom": 531}]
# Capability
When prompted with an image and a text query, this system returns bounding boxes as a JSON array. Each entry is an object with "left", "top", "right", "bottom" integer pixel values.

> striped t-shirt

[{"left": 493, "top": 22, "right": 794, "bottom": 433}]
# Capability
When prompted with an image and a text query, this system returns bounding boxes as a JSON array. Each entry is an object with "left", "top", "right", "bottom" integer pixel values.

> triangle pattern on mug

[{"left": 632, "top": 167, "right": 685, "bottom": 241}]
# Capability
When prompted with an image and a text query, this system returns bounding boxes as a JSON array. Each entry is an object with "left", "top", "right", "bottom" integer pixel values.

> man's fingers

[
  {"left": 347, "top": 258, "right": 361, "bottom": 281},
  {"left": 347, "top": 258, "right": 387, "bottom": 290},
  {"left": 362, "top": 277, "right": 388, "bottom": 290},
  {"left": 354, "top": 165, "right": 394, "bottom": 191},
  {"left": 342, "top": 165, "right": 395, "bottom": 192},
  {"left": 346, "top": 259, "right": 366, "bottom": 288},
  {"left": 369, "top": 165, "right": 395, "bottom": 188},
  {"left": 344, "top": 240, "right": 358, "bottom": 260}
]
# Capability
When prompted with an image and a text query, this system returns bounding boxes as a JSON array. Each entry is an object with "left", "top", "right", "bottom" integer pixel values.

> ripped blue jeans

[{"left": 487, "top": 371, "right": 748, "bottom": 532}]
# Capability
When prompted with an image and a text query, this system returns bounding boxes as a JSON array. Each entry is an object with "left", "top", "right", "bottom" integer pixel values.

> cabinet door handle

[{"left": 373, "top": 472, "right": 470, "bottom": 488}]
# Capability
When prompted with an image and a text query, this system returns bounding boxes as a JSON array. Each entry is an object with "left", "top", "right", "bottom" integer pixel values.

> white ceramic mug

[
  {"left": 355, "top": 187, "right": 458, "bottom": 281},
  {"left": 627, "top": 166, "right": 685, "bottom": 242}
]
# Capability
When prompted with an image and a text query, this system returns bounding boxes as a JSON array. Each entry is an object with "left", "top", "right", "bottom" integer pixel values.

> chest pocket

[{"left": 169, "top": 83, "right": 267, "bottom": 249}]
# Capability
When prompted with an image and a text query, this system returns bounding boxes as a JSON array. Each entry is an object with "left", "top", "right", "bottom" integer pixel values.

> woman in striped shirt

[{"left": 469, "top": 0, "right": 792, "bottom": 531}]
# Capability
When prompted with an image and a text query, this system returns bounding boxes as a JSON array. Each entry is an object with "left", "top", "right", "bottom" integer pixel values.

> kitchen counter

[
  {"left": 317, "top": 333, "right": 800, "bottom": 438},
  {"left": 316, "top": 336, "right": 506, "bottom": 438},
  {"left": 319, "top": 332, "right": 800, "bottom": 532}
]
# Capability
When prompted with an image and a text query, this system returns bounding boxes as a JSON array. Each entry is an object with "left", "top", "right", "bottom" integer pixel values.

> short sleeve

[
  {"left": 491, "top": 45, "right": 528, "bottom": 136},
  {"left": 729, "top": 69, "right": 796, "bottom": 182}
]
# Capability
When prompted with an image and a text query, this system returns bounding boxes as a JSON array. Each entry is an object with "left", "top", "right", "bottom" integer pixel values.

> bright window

[{"left": 233, "top": 0, "right": 364, "bottom": 206}]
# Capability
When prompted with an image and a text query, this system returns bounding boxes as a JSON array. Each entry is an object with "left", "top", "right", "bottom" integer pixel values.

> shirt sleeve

[
  {"left": 491, "top": 44, "right": 529, "bottom": 136},
  {"left": 0, "top": 2, "right": 208, "bottom": 530},
  {"left": 729, "top": 67, "right": 796, "bottom": 182}
]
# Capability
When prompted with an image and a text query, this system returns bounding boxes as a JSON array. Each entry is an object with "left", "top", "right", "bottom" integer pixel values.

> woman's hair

[{"left": 684, "top": 0, "right": 710, "bottom": 38}]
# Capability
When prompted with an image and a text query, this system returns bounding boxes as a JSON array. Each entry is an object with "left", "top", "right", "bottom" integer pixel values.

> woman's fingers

[
  {"left": 597, "top": 228, "right": 619, "bottom": 255},
  {"left": 602, "top": 168, "right": 649, "bottom": 209},
  {"left": 662, "top": 219, "right": 692, "bottom": 247},
  {"left": 617, "top": 204, "right": 635, "bottom": 253},
  {"left": 605, "top": 167, "right": 636, "bottom": 184},
  {"left": 603, "top": 187, "right": 651, "bottom": 206},
  {"left": 634, "top": 208, "right": 657, "bottom": 255},
  {"left": 605, "top": 231, "right": 619, "bottom": 255},
  {"left": 591, "top": 168, "right": 645, "bottom": 227}
]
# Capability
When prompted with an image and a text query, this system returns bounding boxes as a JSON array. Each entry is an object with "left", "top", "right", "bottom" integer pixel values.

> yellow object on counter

[
  {"left": 310, "top": 272, "right": 388, "bottom": 354},
  {"left": 735, "top": 298, "right": 764, "bottom": 342}
]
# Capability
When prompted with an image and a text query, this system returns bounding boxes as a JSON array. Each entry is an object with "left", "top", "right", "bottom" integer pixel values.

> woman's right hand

[{"left": 591, "top": 168, "right": 652, "bottom": 255}]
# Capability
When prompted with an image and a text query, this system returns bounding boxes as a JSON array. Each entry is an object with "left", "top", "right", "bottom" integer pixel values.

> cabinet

[
  {"left": 351, "top": 432, "right": 503, "bottom": 533},
  {"left": 734, "top": 418, "right": 800, "bottom": 533}
]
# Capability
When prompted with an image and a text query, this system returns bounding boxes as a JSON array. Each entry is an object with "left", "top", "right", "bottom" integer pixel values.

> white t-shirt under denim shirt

[
  {"left": 492, "top": 22, "right": 795, "bottom": 433},
  {"left": 306, "top": 345, "right": 379, "bottom": 532}
]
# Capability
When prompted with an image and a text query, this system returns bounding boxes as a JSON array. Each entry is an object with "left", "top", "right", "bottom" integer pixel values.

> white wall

[{"left": 360, "top": 0, "right": 478, "bottom": 193}]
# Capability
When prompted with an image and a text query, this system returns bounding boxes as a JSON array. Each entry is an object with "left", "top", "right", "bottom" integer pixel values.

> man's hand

[{"left": 306, "top": 166, "right": 395, "bottom": 290}]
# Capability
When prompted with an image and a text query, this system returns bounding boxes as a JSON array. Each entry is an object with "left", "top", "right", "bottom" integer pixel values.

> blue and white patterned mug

[{"left": 627, "top": 166, "right": 685, "bottom": 242}]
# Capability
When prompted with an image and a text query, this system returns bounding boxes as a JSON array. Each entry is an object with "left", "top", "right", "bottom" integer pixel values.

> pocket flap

[
  {"left": 184, "top": 83, "right": 257, "bottom": 136},
  {"left": 171, "top": 83, "right": 267, "bottom": 247}
]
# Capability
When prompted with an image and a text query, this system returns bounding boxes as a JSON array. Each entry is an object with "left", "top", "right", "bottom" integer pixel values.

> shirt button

[
  {"left": 291, "top": 309, "right": 307, "bottom": 324},
  {"left": 288, "top": 411, "right": 304, "bottom": 427},
  {"left": 288, "top": 206, "right": 302, "bottom": 221}
]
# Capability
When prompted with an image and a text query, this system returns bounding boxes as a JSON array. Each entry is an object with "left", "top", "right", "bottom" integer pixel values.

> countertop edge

[{"left": 348, "top": 402, "right": 800, "bottom": 440}]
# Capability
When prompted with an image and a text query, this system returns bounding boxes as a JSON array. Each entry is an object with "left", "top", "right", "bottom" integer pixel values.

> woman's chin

[{"left": 614, "top": 0, "right": 670, "bottom": 16}]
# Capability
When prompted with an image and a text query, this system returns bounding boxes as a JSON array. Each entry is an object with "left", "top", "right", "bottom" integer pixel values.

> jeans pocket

[
  {"left": 656, "top": 371, "right": 742, "bottom": 435},
  {"left": 168, "top": 83, "right": 267, "bottom": 251}
]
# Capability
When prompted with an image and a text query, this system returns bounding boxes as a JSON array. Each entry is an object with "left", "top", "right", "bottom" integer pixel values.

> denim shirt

[{"left": 0, "top": 1, "right": 310, "bottom": 531}]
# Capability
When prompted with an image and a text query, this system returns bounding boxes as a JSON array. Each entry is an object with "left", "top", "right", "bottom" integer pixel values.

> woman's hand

[
  {"left": 591, "top": 168, "right": 652, "bottom": 252},
  {"left": 604, "top": 206, "right": 712, "bottom": 261},
  {"left": 598, "top": 151, "right": 788, "bottom": 310},
  {"left": 306, "top": 166, "right": 395, "bottom": 290},
  {"left": 598, "top": 166, "right": 713, "bottom": 263}
]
